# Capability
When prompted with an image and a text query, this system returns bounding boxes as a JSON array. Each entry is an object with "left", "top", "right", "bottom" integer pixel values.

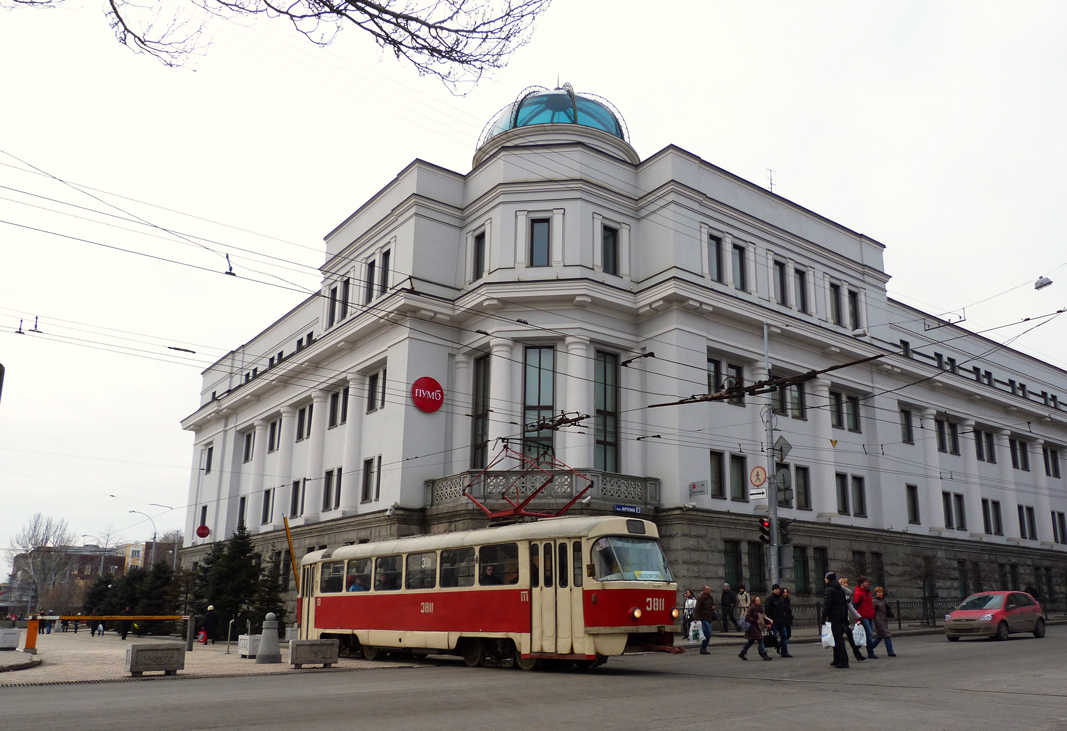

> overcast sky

[{"left": 3, "top": 1, "right": 1066, "bottom": 576}]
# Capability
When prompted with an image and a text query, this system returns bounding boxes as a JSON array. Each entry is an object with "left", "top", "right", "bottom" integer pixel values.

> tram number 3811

[{"left": 646, "top": 597, "right": 665, "bottom": 612}]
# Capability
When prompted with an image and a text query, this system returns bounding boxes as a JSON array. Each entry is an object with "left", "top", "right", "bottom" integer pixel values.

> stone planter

[
  {"left": 124, "top": 643, "right": 185, "bottom": 676},
  {"left": 238, "top": 634, "right": 262, "bottom": 658},
  {"left": 0, "top": 627, "right": 20, "bottom": 650}
]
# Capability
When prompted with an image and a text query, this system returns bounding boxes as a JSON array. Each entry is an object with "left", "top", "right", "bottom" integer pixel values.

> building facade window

[
  {"left": 199, "top": 505, "right": 208, "bottom": 526},
  {"left": 795, "top": 466, "right": 811, "bottom": 510},
  {"left": 724, "top": 541, "right": 741, "bottom": 588},
  {"left": 900, "top": 409, "right": 914, "bottom": 444},
  {"left": 1018, "top": 505, "right": 1037, "bottom": 540},
  {"left": 1053, "top": 512, "right": 1067, "bottom": 544},
  {"left": 268, "top": 418, "right": 280, "bottom": 452},
  {"left": 835, "top": 473, "right": 849, "bottom": 515},
  {"left": 830, "top": 391, "right": 844, "bottom": 428},
  {"left": 1043, "top": 446, "right": 1061, "bottom": 478},
  {"left": 982, "top": 498, "right": 1003, "bottom": 535},
  {"left": 848, "top": 289, "right": 861, "bottom": 330},
  {"left": 954, "top": 493, "right": 966, "bottom": 531},
  {"left": 523, "top": 346, "right": 555, "bottom": 459},
  {"left": 366, "top": 369, "right": 387, "bottom": 413},
  {"left": 472, "top": 231, "right": 486, "bottom": 282},
  {"left": 328, "top": 386, "right": 349, "bottom": 428},
  {"left": 594, "top": 351, "right": 619, "bottom": 472},
  {"left": 290, "top": 479, "right": 303, "bottom": 517},
  {"left": 364, "top": 259, "right": 376, "bottom": 305},
  {"left": 709, "top": 450, "right": 725, "bottom": 499},
  {"left": 602, "top": 225, "right": 618, "bottom": 276},
  {"left": 730, "top": 454, "right": 747, "bottom": 501},
  {"left": 794, "top": 268, "right": 809, "bottom": 313},
  {"left": 470, "top": 354, "right": 490, "bottom": 470},
  {"left": 243, "top": 432, "right": 254, "bottom": 463},
  {"left": 773, "top": 260, "right": 788, "bottom": 305},
  {"left": 1009, "top": 438, "right": 1030, "bottom": 471},
  {"left": 793, "top": 547, "right": 810, "bottom": 593},
  {"left": 813, "top": 547, "right": 828, "bottom": 586},
  {"left": 851, "top": 476, "right": 866, "bottom": 517},
  {"left": 296, "top": 404, "right": 313, "bottom": 441},
  {"left": 529, "top": 218, "right": 550, "bottom": 267},
  {"left": 204, "top": 446, "right": 213, "bottom": 474},
  {"left": 846, "top": 395, "right": 861, "bottom": 432},
  {"left": 942, "top": 491, "right": 955, "bottom": 529},
  {"left": 776, "top": 462, "right": 792, "bottom": 508},
  {"left": 261, "top": 488, "right": 273, "bottom": 525},
  {"left": 708, "top": 234, "right": 722, "bottom": 282},
  {"left": 732, "top": 243, "right": 746, "bottom": 291},
  {"left": 975, "top": 430, "right": 996, "bottom": 463},
  {"left": 327, "top": 285, "right": 338, "bottom": 328},
  {"left": 238, "top": 497, "right": 247, "bottom": 527},
  {"left": 340, "top": 276, "right": 350, "bottom": 320},
  {"left": 379, "top": 250, "right": 391, "bottom": 297},
  {"left": 829, "top": 283, "right": 843, "bottom": 325},
  {"left": 748, "top": 542, "right": 767, "bottom": 593},
  {"left": 906, "top": 484, "right": 920, "bottom": 524}
]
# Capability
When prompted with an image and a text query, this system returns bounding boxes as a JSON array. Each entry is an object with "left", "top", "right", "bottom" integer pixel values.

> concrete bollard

[{"left": 255, "top": 612, "right": 282, "bottom": 664}]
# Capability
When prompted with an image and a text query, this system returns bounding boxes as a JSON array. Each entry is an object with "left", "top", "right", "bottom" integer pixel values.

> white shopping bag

[
  {"left": 821, "top": 622, "right": 834, "bottom": 649},
  {"left": 852, "top": 622, "right": 867, "bottom": 647},
  {"left": 689, "top": 621, "right": 706, "bottom": 642}
]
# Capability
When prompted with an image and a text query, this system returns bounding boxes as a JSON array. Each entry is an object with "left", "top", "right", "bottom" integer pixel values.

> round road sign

[
  {"left": 749, "top": 465, "right": 767, "bottom": 488},
  {"left": 195, "top": 525, "right": 210, "bottom": 538}
]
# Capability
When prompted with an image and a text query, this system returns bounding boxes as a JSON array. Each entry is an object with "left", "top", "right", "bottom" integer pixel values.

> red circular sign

[
  {"left": 196, "top": 525, "right": 210, "bottom": 538},
  {"left": 411, "top": 376, "right": 444, "bottom": 413}
]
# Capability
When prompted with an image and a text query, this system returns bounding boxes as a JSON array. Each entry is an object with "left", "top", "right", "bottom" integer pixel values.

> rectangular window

[
  {"left": 852, "top": 551, "right": 867, "bottom": 577},
  {"left": 730, "top": 454, "right": 747, "bottom": 501},
  {"left": 322, "top": 470, "right": 334, "bottom": 512},
  {"left": 296, "top": 404, "right": 313, "bottom": 441},
  {"left": 261, "top": 488, "right": 272, "bottom": 525},
  {"left": 1026, "top": 506, "right": 1037, "bottom": 540},
  {"left": 748, "top": 542, "right": 767, "bottom": 593},
  {"left": 906, "top": 484, "right": 920, "bottom": 524},
  {"left": 364, "top": 259, "right": 376, "bottom": 304},
  {"left": 523, "top": 346, "right": 555, "bottom": 459},
  {"left": 440, "top": 547, "right": 476, "bottom": 588},
  {"left": 727, "top": 364, "right": 744, "bottom": 405},
  {"left": 813, "top": 547, "right": 828, "bottom": 586},
  {"left": 900, "top": 409, "right": 914, "bottom": 444},
  {"left": 1010, "top": 439, "right": 1020, "bottom": 469},
  {"left": 991, "top": 500, "right": 1003, "bottom": 535},
  {"left": 405, "top": 552, "right": 437, "bottom": 590},
  {"left": 851, "top": 476, "right": 866, "bottom": 517},
  {"left": 334, "top": 468, "right": 342, "bottom": 510},
  {"left": 724, "top": 541, "right": 742, "bottom": 588},
  {"left": 708, "top": 234, "right": 722, "bottom": 282},
  {"left": 789, "top": 383, "right": 806, "bottom": 419},
  {"left": 900, "top": 340, "right": 911, "bottom": 358},
  {"left": 472, "top": 232, "right": 486, "bottom": 281},
  {"left": 268, "top": 419, "right": 279, "bottom": 453},
  {"left": 361, "top": 458, "right": 376, "bottom": 502},
  {"left": 836, "top": 473, "right": 849, "bottom": 515},
  {"left": 794, "top": 268, "right": 808, "bottom": 313},
  {"left": 773, "top": 260, "right": 788, "bottom": 305},
  {"left": 594, "top": 351, "right": 619, "bottom": 472},
  {"left": 366, "top": 370, "right": 386, "bottom": 413},
  {"left": 846, "top": 395, "right": 861, "bottom": 432},
  {"left": 1044, "top": 446, "right": 1061, "bottom": 478},
  {"left": 204, "top": 445, "right": 214, "bottom": 474},
  {"left": 848, "top": 289, "right": 860, "bottom": 329},
  {"left": 374, "top": 555, "right": 402, "bottom": 591},
  {"left": 1057, "top": 512, "right": 1067, "bottom": 545},
  {"left": 199, "top": 505, "right": 208, "bottom": 526},
  {"left": 243, "top": 432, "right": 254, "bottom": 463},
  {"left": 602, "top": 225, "right": 618, "bottom": 276},
  {"left": 732, "top": 243, "right": 746, "bottom": 290},
  {"left": 327, "top": 286, "right": 338, "bottom": 328},
  {"left": 238, "top": 496, "right": 247, "bottom": 527},
  {"left": 480, "top": 544, "right": 519, "bottom": 585},
  {"left": 986, "top": 432, "right": 996, "bottom": 463},
  {"left": 954, "top": 493, "right": 967, "bottom": 531},
  {"left": 340, "top": 277, "right": 350, "bottom": 320},
  {"left": 379, "top": 250, "right": 390, "bottom": 296},
  {"left": 936, "top": 419, "right": 947, "bottom": 453},
  {"left": 470, "top": 354, "right": 491, "bottom": 470},
  {"left": 830, "top": 391, "right": 844, "bottom": 429},
  {"left": 320, "top": 561, "right": 345, "bottom": 594},
  {"left": 771, "top": 384, "right": 787, "bottom": 415},
  {"left": 795, "top": 466, "right": 811, "bottom": 510},
  {"left": 709, "top": 451, "right": 725, "bottom": 498},
  {"left": 290, "top": 480, "right": 302, "bottom": 517},
  {"left": 776, "top": 462, "right": 792, "bottom": 508},
  {"left": 829, "top": 283, "right": 843, "bottom": 325},
  {"left": 329, "top": 391, "right": 341, "bottom": 428},
  {"left": 942, "top": 491, "right": 954, "bottom": 529},
  {"left": 957, "top": 560, "right": 969, "bottom": 598},
  {"left": 982, "top": 498, "right": 992, "bottom": 534},
  {"left": 793, "top": 547, "right": 810, "bottom": 593},
  {"left": 948, "top": 422, "right": 960, "bottom": 455},
  {"left": 707, "top": 358, "right": 722, "bottom": 393},
  {"left": 529, "top": 218, "right": 550, "bottom": 267}
]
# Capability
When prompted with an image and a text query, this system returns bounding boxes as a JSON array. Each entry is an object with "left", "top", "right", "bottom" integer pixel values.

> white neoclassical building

[{"left": 182, "top": 85, "right": 1067, "bottom": 608}]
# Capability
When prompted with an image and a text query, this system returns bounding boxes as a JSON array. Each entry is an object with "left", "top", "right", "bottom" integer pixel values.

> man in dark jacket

[
  {"left": 720, "top": 583, "right": 738, "bottom": 632},
  {"left": 822, "top": 572, "right": 851, "bottom": 669},
  {"left": 694, "top": 585, "right": 717, "bottom": 655},
  {"left": 765, "top": 585, "right": 792, "bottom": 657}
]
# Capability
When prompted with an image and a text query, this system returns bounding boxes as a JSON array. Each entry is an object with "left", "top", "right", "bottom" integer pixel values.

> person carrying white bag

[{"left": 693, "top": 585, "right": 717, "bottom": 655}]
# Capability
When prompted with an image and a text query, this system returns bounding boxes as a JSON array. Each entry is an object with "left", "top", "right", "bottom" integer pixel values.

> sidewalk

[{"left": 0, "top": 629, "right": 399, "bottom": 687}]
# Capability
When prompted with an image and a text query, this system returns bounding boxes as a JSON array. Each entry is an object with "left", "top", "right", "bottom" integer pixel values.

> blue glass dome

[{"left": 479, "top": 84, "right": 629, "bottom": 147}]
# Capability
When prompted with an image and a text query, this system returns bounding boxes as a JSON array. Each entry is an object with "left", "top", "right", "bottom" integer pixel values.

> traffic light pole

[{"left": 765, "top": 323, "right": 780, "bottom": 587}]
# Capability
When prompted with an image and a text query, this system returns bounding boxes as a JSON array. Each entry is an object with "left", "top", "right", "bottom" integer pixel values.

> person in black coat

[
  {"left": 822, "top": 572, "right": 851, "bottom": 669},
  {"left": 720, "top": 583, "right": 739, "bottom": 632},
  {"left": 764, "top": 585, "right": 792, "bottom": 657},
  {"left": 202, "top": 605, "right": 218, "bottom": 645}
]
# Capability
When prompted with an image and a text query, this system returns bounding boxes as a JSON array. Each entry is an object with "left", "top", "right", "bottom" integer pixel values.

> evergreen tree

[
  {"left": 251, "top": 559, "right": 287, "bottom": 634},
  {"left": 192, "top": 542, "right": 226, "bottom": 615},
  {"left": 135, "top": 562, "right": 175, "bottom": 635},
  {"left": 209, "top": 520, "right": 259, "bottom": 639}
]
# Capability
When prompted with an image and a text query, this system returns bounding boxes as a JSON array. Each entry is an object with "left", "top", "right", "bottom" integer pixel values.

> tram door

[
  {"left": 299, "top": 564, "right": 315, "bottom": 640},
  {"left": 530, "top": 541, "right": 580, "bottom": 654}
]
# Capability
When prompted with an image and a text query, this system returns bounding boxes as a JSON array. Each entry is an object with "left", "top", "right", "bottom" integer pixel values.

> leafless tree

[
  {"left": 3, "top": 0, "right": 551, "bottom": 91},
  {"left": 6, "top": 513, "right": 77, "bottom": 611}
]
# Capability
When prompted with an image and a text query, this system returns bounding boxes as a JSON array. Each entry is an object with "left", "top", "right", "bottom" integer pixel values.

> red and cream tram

[{"left": 298, "top": 515, "right": 681, "bottom": 668}]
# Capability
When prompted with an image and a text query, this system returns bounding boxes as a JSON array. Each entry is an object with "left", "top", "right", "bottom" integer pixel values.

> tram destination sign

[{"left": 614, "top": 504, "right": 643, "bottom": 514}]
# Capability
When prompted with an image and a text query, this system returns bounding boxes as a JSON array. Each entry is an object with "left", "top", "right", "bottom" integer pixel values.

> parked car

[{"left": 944, "top": 591, "right": 1045, "bottom": 641}]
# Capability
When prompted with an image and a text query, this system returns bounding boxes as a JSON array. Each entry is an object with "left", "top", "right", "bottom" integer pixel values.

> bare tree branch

[
  {"left": 4, "top": 0, "right": 551, "bottom": 91},
  {"left": 6, "top": 513, "right": 77, "bottom": 610}
]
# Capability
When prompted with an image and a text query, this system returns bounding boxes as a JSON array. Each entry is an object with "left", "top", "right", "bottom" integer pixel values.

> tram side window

[
  {"left": 557, "top": 543, "right": 569, "bottom": 588},
  {"left": 346, "top": 558, "right": 371, "bottom": 592},
  {"left": 543, "top": 543, "right": 554, "bottom": 587},
  {"left": 530, "top": 547, "right": 539, "bottom": 588},
  {"left": 374, "top": 555, "right": 403, "bottom": 591},
  {"left": 320, "top": 561, "right": 345, "bottom": 594},
  {"left": 406, "top": 552, "right": 438, "bottom": 590},
  {"left": 478, "top": 543, "right": 519, "bottom": 585},
  {"left": 440, "top": 548, "right": 475, "bottom": 588},
  {"left": 573, "top": 541, "right": 583, "bottom": 587}
]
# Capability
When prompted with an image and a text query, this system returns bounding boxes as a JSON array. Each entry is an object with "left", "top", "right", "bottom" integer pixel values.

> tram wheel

[
  {"left": 513, "top": 652, "right": 539, "bottom": 671},
  {"left": 462, "top": 639, "right": 484, "bottom": 668},
  {"left": 362, "top": 645, "right": 381, "bottom": 661}
]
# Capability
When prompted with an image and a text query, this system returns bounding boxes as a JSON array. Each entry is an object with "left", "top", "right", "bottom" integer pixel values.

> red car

[{"left": 944, "top": 591, "right": 1045, "bottom": 641}]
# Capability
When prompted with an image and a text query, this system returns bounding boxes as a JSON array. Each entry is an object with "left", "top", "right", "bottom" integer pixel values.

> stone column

[
  {"left": 921, "top": 408, "right": 945, "bottom": 534},
  {"left": 271, "top": 406, "right": 297, "bottom": 529},
  {"left": 249, "top": 419, "right": 269, "bottom": 532},
  {"left": 487, "top": 338, "right": 515, "bottom": 457},
  {"left": 1030, "top": 440, "right": 1056, "bottom": 545},
  {"left": 339, "top": 373, "right": 365, "bottom": 511},
  {"left": 810, "top": 377, "right": 837, "bottom": 517},
  {"left": 960, "top": 419, "right": 985, "bottom": 539},
  {"left": 563, "top": 337, "right": 592, "bottom": 469},
  {"left": 995, "top": 429, "right": 1022, "bottom": 541},
  {"left": 451, "top": 353, "right": 472, "bottom": 474},
  {"left": 301, "top": 391, "right": 330, "bottom": 522}
]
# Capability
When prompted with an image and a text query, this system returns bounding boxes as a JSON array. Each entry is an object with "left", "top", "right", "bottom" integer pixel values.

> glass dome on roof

[{"left": 478, "top": 84, "right": 629, "bottom": 147}]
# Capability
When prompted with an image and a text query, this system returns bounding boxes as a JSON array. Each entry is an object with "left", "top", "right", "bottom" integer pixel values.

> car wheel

[
  {"left": 1033, "top": 618, "right": 1046, "bottom": 638},
  {"left": 995, "top": 621, "right": 1009, "bottom": 641},
  {"left": 946, "top": 635, "right": 960, "bottom": 642},
  {"left": 462, "top": 638, "right": 484, "bottom": 668},
  {"left": 362, "top": 644, "right": 381, "bottom": 661}
]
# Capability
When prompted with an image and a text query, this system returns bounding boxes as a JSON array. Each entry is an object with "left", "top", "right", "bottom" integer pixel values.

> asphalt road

[{"left": 5, "top": 631, "right": 1066, "bottom": 731}]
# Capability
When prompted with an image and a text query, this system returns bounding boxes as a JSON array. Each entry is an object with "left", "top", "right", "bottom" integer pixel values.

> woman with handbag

[
  {"left": 681, "top": 590, "right": 697, "bottom": 638},
  {"left": 871, "top": 586, "right": 897, "bottom": 657},
  {"left": 737, "top": 595, "right": 773, "bottom": 661}
]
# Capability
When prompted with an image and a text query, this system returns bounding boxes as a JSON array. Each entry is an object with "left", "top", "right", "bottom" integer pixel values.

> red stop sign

[
  {"left": 411, "top": 376, "right": 444, "bottom": 413},
  {"left": 196, "top": 525, "right": 210, "bottom": 538}
]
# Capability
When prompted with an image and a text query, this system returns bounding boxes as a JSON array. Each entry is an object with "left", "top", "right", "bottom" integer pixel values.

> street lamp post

[{"left": 129, "top": 511, "right": 157, "bottom": 567}]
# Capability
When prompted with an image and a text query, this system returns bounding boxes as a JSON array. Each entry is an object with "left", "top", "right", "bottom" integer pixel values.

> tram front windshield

[{"left": 591, "top": 536, "right": 673, "bottom": 582}]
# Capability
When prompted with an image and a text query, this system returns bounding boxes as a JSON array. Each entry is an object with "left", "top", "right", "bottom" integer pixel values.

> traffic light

[
  {"left": 779, "top": 518, "right": 794, "bottom": 545},
  {"left": 758, "top": 517, "right": 771, "bottom": 544}
]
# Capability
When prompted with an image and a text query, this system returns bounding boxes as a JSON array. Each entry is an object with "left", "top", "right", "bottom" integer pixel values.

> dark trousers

[
  {"left": 722, "top": 607, "right": 739, "bottom": 632},
  {"left": 831, "top": 618, "right": 850, "bottom": 667}
]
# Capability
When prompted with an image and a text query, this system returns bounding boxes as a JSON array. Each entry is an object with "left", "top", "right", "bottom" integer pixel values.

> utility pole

[{"left": 764, "top": 323, "right": 780, "bottom": 587}]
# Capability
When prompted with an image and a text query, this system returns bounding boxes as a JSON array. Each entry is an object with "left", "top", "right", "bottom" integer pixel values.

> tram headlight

[
  {"left": 631, "top": 607, "right": 643, "bottom": 620},
  {"left": 671, "top": 608, "right": 680, "bottom": 619}
]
